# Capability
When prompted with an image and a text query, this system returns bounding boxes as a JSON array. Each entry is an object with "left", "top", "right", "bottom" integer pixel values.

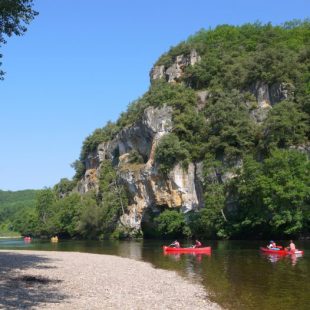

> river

[{"left": 0, "top": 238, "right": 309, "bottom": 309}]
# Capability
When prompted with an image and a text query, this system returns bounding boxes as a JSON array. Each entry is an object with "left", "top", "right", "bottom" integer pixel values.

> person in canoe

[
  {"left": 267, "top": 240, "right": 279, "bottom": 250},
  {"left": 287, "top": 240, "right": 296, "bottom": 252},
  {"left": 170, "top": 240, "right": 180, "bottom": 248},
  {"left": 193, "top": 240, "right": 202, "bottom": 248}
]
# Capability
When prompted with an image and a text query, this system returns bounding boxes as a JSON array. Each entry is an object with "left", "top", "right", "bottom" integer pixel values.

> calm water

[{"left": 0, "top": 238, "right": 309, "bottom": 309}]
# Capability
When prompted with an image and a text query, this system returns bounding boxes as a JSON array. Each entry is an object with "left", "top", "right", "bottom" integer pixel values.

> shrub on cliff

[
  {"left": 261, "top": 100, "right": 309, "bottom": 151},
  {"left": 155, "top": 21, "right": 310, "bottom": 93},
  {"left": 80, "top": 121, "right": 119, "bottom": 161},
  {"left": 53, "top": 178, "right": 76, "bottom": 198},
  {"left": 155, "top": 133, "right": 190, "bottom": 174},
  {"left": 203, "top": 88, "right": 258, "bottom": 162}
]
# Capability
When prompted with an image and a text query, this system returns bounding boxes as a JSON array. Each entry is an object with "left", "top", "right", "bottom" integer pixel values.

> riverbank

[
  {"left": 0, "top": 250, "right": 220, "bottom": 309},
  {"left": 0, "top": 235, "right": 21, "bottom": 238}
]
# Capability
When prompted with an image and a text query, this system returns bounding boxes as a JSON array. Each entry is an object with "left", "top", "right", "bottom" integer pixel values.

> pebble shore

[{"left": 0, "top": 250, "right": 220, "bottom": 309}]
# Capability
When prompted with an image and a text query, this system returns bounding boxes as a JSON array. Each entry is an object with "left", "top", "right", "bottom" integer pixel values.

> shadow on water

[{"left": 0, "top": 252, "right": 67, "bottom": 309}]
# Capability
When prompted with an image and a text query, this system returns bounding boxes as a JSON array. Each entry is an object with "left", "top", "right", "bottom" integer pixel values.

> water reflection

[
  {"left": 163, "top": 252, "right": 211, "bottom": 263},
  {"left": 290, "top": 253, "right": 303, "bottom": 266},
  {"left": 260, "top": 252, "right": 285, "bottom": 263},
  {"left": 118, "top": 240, "right": 142, "bottom": 260},
  {"left": 261, "top": 252, "right": 303, "bottom": 266}
]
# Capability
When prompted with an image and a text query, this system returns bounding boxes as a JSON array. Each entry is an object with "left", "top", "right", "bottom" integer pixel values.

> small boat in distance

[
  {"left": 23, "top": 236, "right": 31, "bottom": 242},
  {"left": 260, "top": 247, "right": 304, "bottom": 255},
  {"left": 163, "top": 246, "right": 211, "bottom": 254},
  {"left": 51, "top": 236, "right": 59, "bottom": 243}
]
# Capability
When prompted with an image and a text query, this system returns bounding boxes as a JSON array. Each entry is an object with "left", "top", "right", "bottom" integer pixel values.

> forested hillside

[
  {"left": 0, "top": 190, "right": 37, "bottom": 236},
  {"left": 9, "top": 21, "right": 309, "bottom": 240}
]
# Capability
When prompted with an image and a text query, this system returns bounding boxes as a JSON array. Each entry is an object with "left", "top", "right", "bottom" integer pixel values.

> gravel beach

[{"left": 0, "top": 250, "right": 220, "bottom": 309}]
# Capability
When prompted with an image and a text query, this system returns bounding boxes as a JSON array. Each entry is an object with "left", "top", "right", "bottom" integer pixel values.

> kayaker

[
  {"left": 287, "top": 240, "right": 296, "bottom": 252},
  {"left": 193, "top": 240, "right": 202, "bottom": 248},
  {"left": 267, "top": 240, "right": 278, "bottom": 250},
  {"left": 170, "top": 240, "right": 180, "bottom": 248}
]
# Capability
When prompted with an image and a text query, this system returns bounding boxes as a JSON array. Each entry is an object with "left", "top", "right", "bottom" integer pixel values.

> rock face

[
  {"left": 98, "top": 106, "right": 173, "bottom": 164},
  {"left": 118, "top": 162, "right": 203, "bottom": 230},
  {"left": 78, "top": 52, "right": 293, "bottom": 235},
  {"left": 78, "top": 168, "right": 98, "bottom": 194},
  {"left": 249, "top": 81, "right": 293, "bottom": 122},
  {"left": 150, "top": 49, "right": 201, "bottom": 83},
  {"left": 78, "top": 105, "right": 204, "bottom": 234}
]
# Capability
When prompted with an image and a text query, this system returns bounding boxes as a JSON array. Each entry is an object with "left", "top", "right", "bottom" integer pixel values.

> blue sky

[{"left": 0, "top": 0, "right": 309, "bottom": 191}]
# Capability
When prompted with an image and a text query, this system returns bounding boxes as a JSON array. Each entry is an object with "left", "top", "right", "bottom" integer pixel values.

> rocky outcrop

[
  {"left": 118, "top": 162, "right": 203, "bottom": 230},
  {"left": 150, "top": 49, "right": 201, "bottom": 83},
  {"left": 196, "top": 90, "right": 209, "bottom": 111},
  {"left": 97, "top": 106, "right": 173, "bottom": 165},
  {"left": 249, "top": 81, "right": 294, "bottom": 122},
  {"left": 84, "top": 151, "right": 99, "bottom": 170},
  {"left": 151, "top": 65, "right": 165, "bottom": 81},
  {"left": 78, "top": 168, "right": 98, "bottom": 194},
  {"left": 290, "top": 144, "right": 310, "bottom": 157},
  {"left": 78, "top": 105, "right": 204, "bottom": 234}
]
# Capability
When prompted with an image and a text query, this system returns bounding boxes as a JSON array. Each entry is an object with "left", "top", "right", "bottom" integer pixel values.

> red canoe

[
  {"left": 163, "top": 246, "right": 211, "bottom": 253},
  {"left": 260, "top": 247, "right": 304, "bottom": 255}
]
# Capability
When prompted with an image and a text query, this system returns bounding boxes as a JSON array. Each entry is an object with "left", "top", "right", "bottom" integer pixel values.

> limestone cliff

[
  {"left": 150, "top": 49, "right": 201, "bottom": 83},
  {"left": 77, "top": 50, "right": 298, "bottom": 236},
  {"left": 78, "top": 105, "right": 204, "bottom": 234}
]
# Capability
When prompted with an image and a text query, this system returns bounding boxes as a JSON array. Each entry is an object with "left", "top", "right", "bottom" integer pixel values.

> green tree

[
  {"left": 189, "top": 183, "right": 228, "bottom": 239},
  {"left": 35, "top": 188, "right": 55, "bottom": 233},
  {"left": 204, "top": 89, "right": 257, "bottom": 161},
  {"left": 230, "top": 156, "right": 269, "bottom": 237},
  {"left": 71, "top": 159, "right": 85, "bottom": 181},
  {"left": 262, "top": 100, "right": 308, "bottom": 151},
  {"left": 259, "top": 149, "right": 309, "bottom": 235},
  {"left": 80, "top": 121, "right": 119, "bottom": 161},
  {"left": 0, "top": 0, "right": 38, "bottom": 78},
  {"left": 155, "top": 209, "right": 190, "bottom": 238},
  {"left": 235, "top": 149, "right": 310, "bottom": 237},
  {"left": 0, "top": 189, "right": 38, "bottom": 236},
  {"left": 155, "top": 133, "right": 190, "bottom": 174},
  {"left": 12, "top": 208, "right": 38, "bottom": 236},
  {"left": 78, "top": 192, "right": 102, "bottom": 239},
  {"left": 53, "top": 178, "right": 76, "bottom": 198},
  {"left": 53, "top": 193, "right": 82, "bottom": 237},
  {"left": 98, "top": 161, "right": 128, "bottom": 235}
]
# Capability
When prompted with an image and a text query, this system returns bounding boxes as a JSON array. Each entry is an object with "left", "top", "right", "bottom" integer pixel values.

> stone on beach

[{"left": 0, "top": 250, "right": 220, "bottom": 309}]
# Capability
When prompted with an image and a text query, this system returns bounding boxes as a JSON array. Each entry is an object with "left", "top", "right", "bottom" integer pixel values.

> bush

[
  {"left": 98, "top": 161, "right": 128, "bottom": 235},
  {"left": 232, "top": 149, "right": 310, "bottom": 237},
  {"left": 155, "top": 209, "right": 191, "bottom": 238},
  {"left": 155, "top": 133, "right": 190, "bottom": 174},
  {"left": 262, "top": 100, "right": 308, "bottom": 151}
]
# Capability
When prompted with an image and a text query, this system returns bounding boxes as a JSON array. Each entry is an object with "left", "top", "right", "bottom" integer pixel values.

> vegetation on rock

[{"left": 2, "top": 20, "right": 309, "bottom": 240}]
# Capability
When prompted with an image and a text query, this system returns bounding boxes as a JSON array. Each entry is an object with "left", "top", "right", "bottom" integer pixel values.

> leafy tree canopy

[{"left": 0, "top": 0, "right": 38, "bottom": 78}]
